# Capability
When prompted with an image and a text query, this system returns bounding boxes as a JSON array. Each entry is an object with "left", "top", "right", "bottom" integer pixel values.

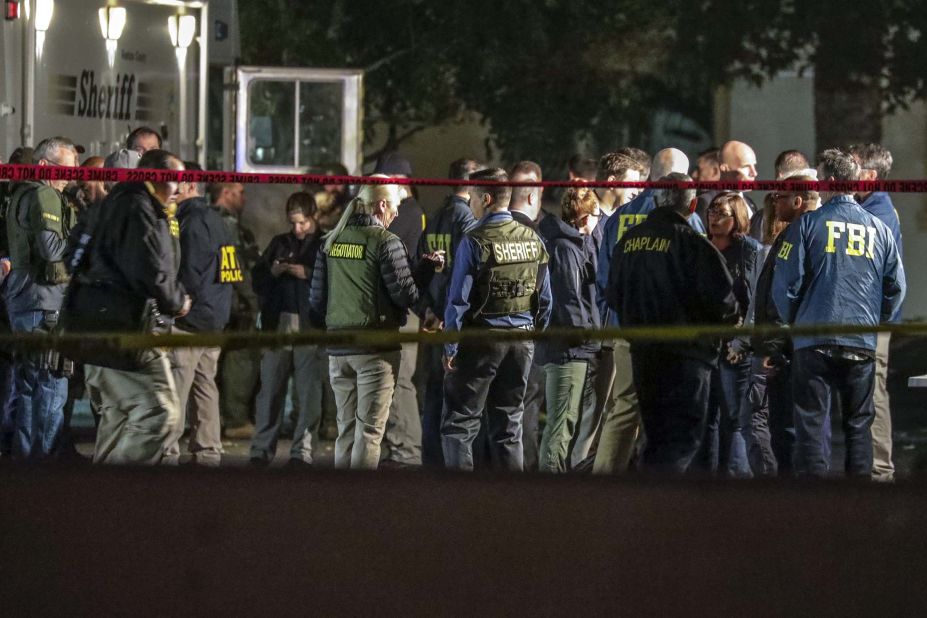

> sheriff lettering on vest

[
  {"left": 308, "top": 178, "right": 421, "bottom": 470},
  {"left": 441, "top": 167, "right": 552, "bottom": 472}
]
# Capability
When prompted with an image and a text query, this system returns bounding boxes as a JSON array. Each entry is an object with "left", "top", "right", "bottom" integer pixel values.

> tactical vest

[
  {"left": 7, "top": 182, "right": 72, "bottom": 284},
  {"left": 325, "top": 223, "right": 398, "bottom": 329},
  {"left": 467, "top": 218, "right": 548, "bottom": 322}
]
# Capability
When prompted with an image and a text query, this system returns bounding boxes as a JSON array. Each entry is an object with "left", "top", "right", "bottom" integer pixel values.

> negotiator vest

[
  {"left": 468, "top": 218, "right": 548, "bottom": 321},
  {"left": 325, "top": 223, "right": 399, "bottom": 329},
  {"left": 7, "top": 182, "right": 72, "bottom": 284}
]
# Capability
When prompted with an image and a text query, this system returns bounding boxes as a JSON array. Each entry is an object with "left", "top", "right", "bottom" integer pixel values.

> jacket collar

[{"left": 349, "top": 212, "right": 383, "bottom": 228}]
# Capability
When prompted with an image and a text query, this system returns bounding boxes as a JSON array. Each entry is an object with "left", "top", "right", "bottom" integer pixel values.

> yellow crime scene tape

[{"left": 3, "top": 321, "right": 925, "bottom": 353}]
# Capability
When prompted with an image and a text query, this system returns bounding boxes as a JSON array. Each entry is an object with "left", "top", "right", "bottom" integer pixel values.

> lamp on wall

[
  {"left": 167, "top": 13, "right": 196, "bottom": 68},
  {"left": 98, "top": 6, "right": 126, "bottom": 68},
  {"left": 34, "top": 0, "right": 54, "bottom": 60}
]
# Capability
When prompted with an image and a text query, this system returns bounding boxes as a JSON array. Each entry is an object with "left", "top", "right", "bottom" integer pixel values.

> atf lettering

[
  {"left": 825, "top": 220, "right": 876, "bottom": 259},
  {"left": 219, "top": 246, "right": 243, "bottom": 283},
  {"left": 616, "top": 213, "right": 648, "bottom": 241},
  {"left": 492, "top": 241, "right": 540, "bottom": 264},
  {"left": 777, "top": 241, "right": 793, "bottom": 260},
  {"left": 329, "top": 243, "right": 366, "bottom": 260}
]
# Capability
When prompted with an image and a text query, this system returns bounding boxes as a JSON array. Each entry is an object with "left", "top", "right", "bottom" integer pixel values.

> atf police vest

[
  {"left": 468, "top": 218, "right": 548, "bottom": 320},
  {"left": 7, "top": 182, "right": 72, "bottom": 284},
  {"left": 325, "top": 223, "right": 398, "bottom": 329}
]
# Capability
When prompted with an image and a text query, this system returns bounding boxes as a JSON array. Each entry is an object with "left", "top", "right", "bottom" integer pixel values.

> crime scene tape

[
  {"left": 2, "top": 322, "right": 925, "bottom": 353},
  {"left": 1, "top": 163, "right": 926, "bottom": 193}
]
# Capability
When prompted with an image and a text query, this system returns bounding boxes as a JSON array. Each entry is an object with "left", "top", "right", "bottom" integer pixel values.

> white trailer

[{"left": 0, "top": 0, "right": 363, "bottom": 242}]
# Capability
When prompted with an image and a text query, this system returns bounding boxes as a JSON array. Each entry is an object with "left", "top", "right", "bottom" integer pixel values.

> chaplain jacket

[
  {"left": 597, "top": 189, "right": 706, "bottom": 326},
  {"left": 607, "top": 206, "right": 738, "bottom": 364}
]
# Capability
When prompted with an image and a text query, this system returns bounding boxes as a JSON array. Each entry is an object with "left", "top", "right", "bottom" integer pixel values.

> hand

[
  {"left": 443, "top": 354, "right": 457, "bottom": 373},
  {"left": 421, "top": 307, "right": 443, "bottom": 333},
  {"left": 0, "top": 258, "right": 10, "bottom": 278},
  {"left": 286, "top": 264, "right": 309, "bottom": 280},
  {"left": 423, "top": 250, "right": 446, "bottom": 273},
  {"left": 176, "top": 295, "right": 192, "bottom": 318},
  {"left": 271, "top": 261, "right": 288, "bottom": 277}
]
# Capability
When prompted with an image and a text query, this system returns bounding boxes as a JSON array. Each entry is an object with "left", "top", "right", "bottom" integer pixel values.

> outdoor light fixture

[
  {"left": 98, "top": 6, "right": 127, "bottom": 67},
  {"left": 34, "top": 0, "right": 54, "bottom": 60},
  {"left": 168, "top": 13, "right": 196, "bottom": 67}
]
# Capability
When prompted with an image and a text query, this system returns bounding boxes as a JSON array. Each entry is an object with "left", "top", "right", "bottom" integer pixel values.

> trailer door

[{"left": 227, "top": 66, "right": 362, "bottom": 174}]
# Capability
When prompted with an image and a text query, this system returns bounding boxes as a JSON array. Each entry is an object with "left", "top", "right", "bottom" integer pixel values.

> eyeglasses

[
  {"left": 707, "top": 208, "right": 733, "bottom": 218},
  {"left": 771, "top": 192, "right": 791, "bottom": 201}
]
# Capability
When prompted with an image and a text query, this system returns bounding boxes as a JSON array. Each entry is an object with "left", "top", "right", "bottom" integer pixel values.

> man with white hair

[
  {"left": 592, "top": 148, "right": 705, "bottom": 474},
  {"left": 308, "top": 178, "right": 421, "bottom": 470},
  {"left": 5, "top": 136, "right": 79, "bottom": 459}
]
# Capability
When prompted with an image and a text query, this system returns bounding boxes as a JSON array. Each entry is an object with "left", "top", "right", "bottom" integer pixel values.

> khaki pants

[
  {"left": 871, "top": 331, "right": 893, "bottom": 481},
  {"left": 86, "top": 351, "right": 182, "bottom": 465},
  {"left": 592, "top": 339, "right": 641, "bottom": 474},
  {"left": 329, "top": 352, "right": 401, "bottom": 470},
  {"left": 166, "top": 328, "right": 223, "bottom": 466},
  {"left": 384, "top": 314, "right": 423, "bottom": 465}
]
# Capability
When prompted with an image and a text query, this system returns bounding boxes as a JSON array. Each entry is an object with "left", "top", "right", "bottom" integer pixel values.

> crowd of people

[{"left": 0, "top": 128, "right": 908, "bottom": 479}]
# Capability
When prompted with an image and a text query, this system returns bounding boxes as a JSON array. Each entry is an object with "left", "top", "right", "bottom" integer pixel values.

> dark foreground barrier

[{"left": 1, "top": 466, "right": 925, "bottom": 616}]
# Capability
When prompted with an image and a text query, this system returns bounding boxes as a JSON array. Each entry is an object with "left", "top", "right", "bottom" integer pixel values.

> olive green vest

[
  {"left": 467, "top": 217, "right": 548, "bottom": 321},
  {"left": 325, "top": 223, "right": 399, "bottom": 329},
  {"left": 7, "top": 182, "right": 72, "bottom": 284}
]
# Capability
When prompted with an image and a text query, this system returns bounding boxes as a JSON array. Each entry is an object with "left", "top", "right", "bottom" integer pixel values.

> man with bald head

[
  {"left": 593, "top": 148, "right": 705, "bottom": 474},
  {"left": 696, "top": 140, "right": 759, "bottom": 228}
]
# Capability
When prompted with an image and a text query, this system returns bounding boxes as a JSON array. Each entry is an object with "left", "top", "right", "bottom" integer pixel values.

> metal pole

[{"left": 21, "top": 0, "right": 35, "bottom": 147}]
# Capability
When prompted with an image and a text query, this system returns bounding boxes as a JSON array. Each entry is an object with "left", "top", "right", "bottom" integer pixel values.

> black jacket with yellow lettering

[
  {"left": 607, "top": 207, "right": 738, "bottom": 365},
  {"left": 62, "top": 182, "right": 186, "bottom": 332},
  {"left": 174, "top": 197, "right": 233, "bottom": 332}
]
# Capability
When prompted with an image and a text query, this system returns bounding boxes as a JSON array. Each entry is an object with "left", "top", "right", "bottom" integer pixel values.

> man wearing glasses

[{"left": 5, "top": 136, "right": 79, "bottom": 459}]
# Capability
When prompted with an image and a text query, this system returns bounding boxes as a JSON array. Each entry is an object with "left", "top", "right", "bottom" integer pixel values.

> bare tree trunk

[{"left": 814, "top": 74, "right": 882, "bottom": 153}]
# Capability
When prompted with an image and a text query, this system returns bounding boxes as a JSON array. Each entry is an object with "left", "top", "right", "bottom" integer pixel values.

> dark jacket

[
  {"left": 859, "top": 191, "right": 903, "bottom": 321},
  {"left": 174, "top": 197, "right": 233, "bottom": 332},
  {"left": 752, "top": 230, "right": 790, "bottom": 360},
  {"left": 309, "top": 213, "right": 420, "bottom": 355},
  {"left": 253, "top": 230, "right": 321, "bottom": 331},
  {"left": 61, "top": 182, "right": 186, "bottom": 367},
  {"left": 416, "top": 194, "right": 476, "bottom": 317},
  {"left": 607, "top": 207, "right": 738, "bottom": 365},
  {"left": 536, "top": 215, "right": 601, "bottom": 365},
  {"left": 388, "top": 196, "right": 425, "bottom": 258},
  {"left": 719, "top": 234, "right": 763, "bottom": 326}
]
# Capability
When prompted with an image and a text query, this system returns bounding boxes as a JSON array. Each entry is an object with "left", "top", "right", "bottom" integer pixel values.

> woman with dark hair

[
  {"left": 536, "top": 187, "right": 602, "bottom": 472},
  {"left": 248, "top": 192, "right": 325, "bottom": 467},
  {"left": 697, "top": 192, "right": 763, "bottom": 477}
]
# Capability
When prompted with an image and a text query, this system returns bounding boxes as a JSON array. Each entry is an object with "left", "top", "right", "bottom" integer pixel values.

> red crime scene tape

[{"left": 1, "top": 163, "right": 925, "bottom": 192}]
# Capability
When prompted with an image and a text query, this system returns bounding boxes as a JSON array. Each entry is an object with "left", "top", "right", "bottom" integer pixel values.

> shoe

[
  {"left": 285, "top": 458, "right": 313, "bottom": 470},
  {"left": 225, "top": 423, "right": 255, "bottom": 440},
  {"left": 249, "top": 457, "right": 270, "bottom": 469}
]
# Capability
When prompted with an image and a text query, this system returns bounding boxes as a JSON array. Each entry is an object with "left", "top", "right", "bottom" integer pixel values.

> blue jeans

[
  {"left": 792, "top": 347, "right": 873, "bottom": 477},
  {"left": 10, "top": 310, "right": 68, "bottom": 459},
  {"left": 697, "top": 356, "right": 752, "bottom": 477}
]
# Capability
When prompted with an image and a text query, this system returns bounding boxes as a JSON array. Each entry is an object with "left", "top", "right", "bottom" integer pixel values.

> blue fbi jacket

[
  {"left": 860, "top": 191, "right": 904, "bottom": 321},
  {"left": 596, "top": 189, "right": 706, "bottom": 325},
  {"left": 444, "top": 211, "right": 552, "bottom": 358},
  {"left": 771, "top": 195, "right": 906, "bottom": 352}
]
